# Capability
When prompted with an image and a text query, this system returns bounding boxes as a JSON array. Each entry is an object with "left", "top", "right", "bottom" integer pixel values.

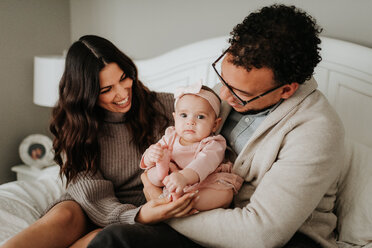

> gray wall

[
  {"left": 0, "top": 0, "right": 70, "bottom": 183},
  {"left": 70, "top": 0, "right": 372, "bottom": 60}
]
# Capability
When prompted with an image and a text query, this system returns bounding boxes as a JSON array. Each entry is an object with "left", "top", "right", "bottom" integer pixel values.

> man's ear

[
  {"left": 280, "top": 82, "right": 299, "bottom": 99},
  {"left": 213, "top": 117, "right": 222, "bottom": 133},
  {"left": 172, "top": 112, "right": 175, "bottom": 119}
]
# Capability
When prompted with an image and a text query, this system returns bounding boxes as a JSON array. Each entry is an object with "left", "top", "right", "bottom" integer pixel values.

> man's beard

[{"left": 236, "top": 103, "right": 276, "bottom": 115}]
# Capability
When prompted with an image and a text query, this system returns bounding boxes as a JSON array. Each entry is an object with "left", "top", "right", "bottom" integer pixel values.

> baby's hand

[
  {"left": 144, "top": 143, "right": 166, "bottom": 166},
  {"left": 163, "top": 172, "right": 188, "bottom": 194}
]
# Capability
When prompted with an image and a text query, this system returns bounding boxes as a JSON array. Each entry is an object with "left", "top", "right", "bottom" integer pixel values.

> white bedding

[{"left": 0, "top": 166, "right": 64, "bottom": 244}]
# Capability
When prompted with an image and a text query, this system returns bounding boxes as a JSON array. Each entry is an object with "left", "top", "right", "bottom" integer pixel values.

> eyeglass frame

[{"left": 211, "top": 49, "right": 286, "bottom": 106}]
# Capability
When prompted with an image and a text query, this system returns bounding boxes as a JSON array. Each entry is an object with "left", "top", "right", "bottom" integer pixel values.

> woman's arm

[
  {"left": 67, "top": 170, "right": 141, "bottom": 226},
  {"left": 68, "top": 169, "right": 198, "bottom": 227}
]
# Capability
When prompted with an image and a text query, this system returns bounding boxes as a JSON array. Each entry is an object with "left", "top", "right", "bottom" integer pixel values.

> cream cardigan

[{"left": 168, "top": 78, "right": 345, "bottom": 248}]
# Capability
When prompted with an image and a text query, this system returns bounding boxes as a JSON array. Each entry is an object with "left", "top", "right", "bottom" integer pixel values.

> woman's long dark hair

[{"left": 50, "top": 35, "right": 169, "bottom": 185}]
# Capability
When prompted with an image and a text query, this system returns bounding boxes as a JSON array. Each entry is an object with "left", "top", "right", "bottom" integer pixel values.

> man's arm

[{"left": 167, "top": 118, "right": 344, "bottom": 248}]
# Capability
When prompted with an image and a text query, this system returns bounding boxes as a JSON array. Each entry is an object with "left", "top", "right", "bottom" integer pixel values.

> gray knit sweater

[{"left": 54, "top": 92, "right": 174, "bottom": 227}]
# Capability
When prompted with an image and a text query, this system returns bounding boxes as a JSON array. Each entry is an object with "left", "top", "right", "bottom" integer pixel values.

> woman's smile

[{"left": 114, "top": 96, "right": 129, "bottom": 106}]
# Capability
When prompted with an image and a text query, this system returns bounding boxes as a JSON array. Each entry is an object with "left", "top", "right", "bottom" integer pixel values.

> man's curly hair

[{"left": 228, "top": 4, "right": 322, "bottom": 85}]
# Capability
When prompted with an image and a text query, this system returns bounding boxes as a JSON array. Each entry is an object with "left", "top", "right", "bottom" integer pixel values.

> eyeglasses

[{"left": 212, "top": 49, "right": 285, "bottom": 106}]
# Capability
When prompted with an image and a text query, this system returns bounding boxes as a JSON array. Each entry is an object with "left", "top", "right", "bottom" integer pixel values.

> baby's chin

[{"left": 179, "top": 135, "right": 203, "bottom": 145}]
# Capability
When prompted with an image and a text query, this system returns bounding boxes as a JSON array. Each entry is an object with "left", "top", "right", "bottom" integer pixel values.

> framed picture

[{"left": 19, "top": 134, "right": 55, "bottom": 169}]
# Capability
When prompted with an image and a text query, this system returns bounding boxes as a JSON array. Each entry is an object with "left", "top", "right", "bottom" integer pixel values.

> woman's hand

[
  {"left": 139, "top": 172, "right": 199, "bottom": 224},
  {"left": 135, "top": 192, "right": 199, "bottom": 224}
]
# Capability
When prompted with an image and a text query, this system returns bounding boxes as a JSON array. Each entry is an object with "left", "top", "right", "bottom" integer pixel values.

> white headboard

[
  {"left": 314, "top": 37, "right": 372, "bottom": 148},
  {"left": 136, "top": 36, "right": 227, "bottom": 91},
  {"left": 136, "top": 36, "right": 372, "bottom": 148}
]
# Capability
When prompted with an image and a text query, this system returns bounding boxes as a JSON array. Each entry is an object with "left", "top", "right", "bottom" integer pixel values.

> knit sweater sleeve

[{"left": 67, "top": 170, "right": 141, "bottom": 227}]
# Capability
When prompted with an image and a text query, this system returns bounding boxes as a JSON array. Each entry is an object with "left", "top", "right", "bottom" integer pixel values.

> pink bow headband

[{"left": 174, "top": 81, "right": 220, "bottom": 117}]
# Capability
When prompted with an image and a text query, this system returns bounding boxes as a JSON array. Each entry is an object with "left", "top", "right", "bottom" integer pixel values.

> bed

[{"left": 0, "top": 35, "right": 371, "bottom": 247}]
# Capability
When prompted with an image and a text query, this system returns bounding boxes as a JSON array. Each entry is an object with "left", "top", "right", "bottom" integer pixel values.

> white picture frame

[{"left": 19, "top": 134, "right": 55, "bottom": 169}]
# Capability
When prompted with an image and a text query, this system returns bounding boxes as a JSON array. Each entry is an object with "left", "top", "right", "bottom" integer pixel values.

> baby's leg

[
  {"left": 194, "top": 188, "right": 234, "bottom": 211},
  {"left": 147, "top": 167, "right": 165, "bottom": 187},
  {"left": 156, "top": 148, "right": 171, "bottom": 179},
  {"left": 147, "top": 159, "right": 178, "bottom": 187}
]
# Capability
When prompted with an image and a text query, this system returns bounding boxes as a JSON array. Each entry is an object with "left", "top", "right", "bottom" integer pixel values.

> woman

[{"left": 1, "top": 35, "right": 198, "bottom": 248}]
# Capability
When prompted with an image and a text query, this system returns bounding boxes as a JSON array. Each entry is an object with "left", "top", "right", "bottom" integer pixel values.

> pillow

[{"left": 335, "top": 138, "right": 372, "bottom": 246}]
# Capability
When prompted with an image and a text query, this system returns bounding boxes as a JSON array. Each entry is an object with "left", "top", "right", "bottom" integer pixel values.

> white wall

[{"left": 70, "top": 0, "right": 372, "bottom": 60}]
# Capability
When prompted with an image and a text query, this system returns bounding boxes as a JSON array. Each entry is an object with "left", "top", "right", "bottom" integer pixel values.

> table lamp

[
  {"left": 33, "top": 55, "right": 65, "bottom": 107},
  {"left": 17, "top": 55, "right": 66, "bottom": 170}
]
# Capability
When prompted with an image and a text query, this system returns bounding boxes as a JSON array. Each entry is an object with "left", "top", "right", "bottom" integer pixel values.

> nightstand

[{"left": 11, "top": 164, "right": 44, "bottom": 181}]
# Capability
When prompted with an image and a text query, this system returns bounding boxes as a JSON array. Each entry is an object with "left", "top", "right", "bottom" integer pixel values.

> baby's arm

[
  {"left": 142, "top": 143, "right": 169, "bottom": 186},
  {"left": 141, "top": 127, "right": 177, "bottom": 186},
  {"left": 163, "top": 168, "right": 199, "bottom": 194},
  {"left": 143, "top": 143, "right": 165, "bottom": 167},
  {"left": 163, "top": 135, "right": 226, "bottom": 194},
  {"left": 186, "top": 135, "right": 226, "bottom": 182},
  {"left": 141, "top": 127, "right": 176, "bottom": 169}
]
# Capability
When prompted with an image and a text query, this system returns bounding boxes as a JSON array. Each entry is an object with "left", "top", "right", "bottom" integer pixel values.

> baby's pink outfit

[{"left": 141, "top": 127, "right": 243, "bottom": 194}]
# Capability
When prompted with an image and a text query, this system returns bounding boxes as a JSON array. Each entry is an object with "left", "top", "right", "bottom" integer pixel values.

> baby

[{"left": 141, "top": 82, "right": 242, "bottom": 211}]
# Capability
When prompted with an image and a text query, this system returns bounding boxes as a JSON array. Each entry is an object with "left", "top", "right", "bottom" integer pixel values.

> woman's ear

[
  {"left": 280, "top": 82, "right": 299, "bottom": 99},
  {"left": 213, "top": 117, "right": 222, "bottom": 133}
]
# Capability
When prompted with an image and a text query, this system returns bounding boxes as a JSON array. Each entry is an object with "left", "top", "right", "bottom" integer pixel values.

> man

[{"left": 89, "top": 4, "right": 344, "bottom": 248}]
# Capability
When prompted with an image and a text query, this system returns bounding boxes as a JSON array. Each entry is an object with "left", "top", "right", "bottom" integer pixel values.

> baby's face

[{"left": 173, "top": 94, "right": 220, "bottom": 145}]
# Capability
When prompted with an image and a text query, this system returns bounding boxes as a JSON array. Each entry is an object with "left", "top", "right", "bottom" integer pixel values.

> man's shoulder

[
  {"left": 289, "top": 89, "right": 344, "bottom": 136},
  {"left": 300, "top": 89, "right": 340, "bottom": 118}
]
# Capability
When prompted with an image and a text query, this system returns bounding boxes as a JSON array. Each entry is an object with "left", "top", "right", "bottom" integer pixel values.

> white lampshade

[{"left": 33, "top": 56, "right": 65, "bottom": 107}]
